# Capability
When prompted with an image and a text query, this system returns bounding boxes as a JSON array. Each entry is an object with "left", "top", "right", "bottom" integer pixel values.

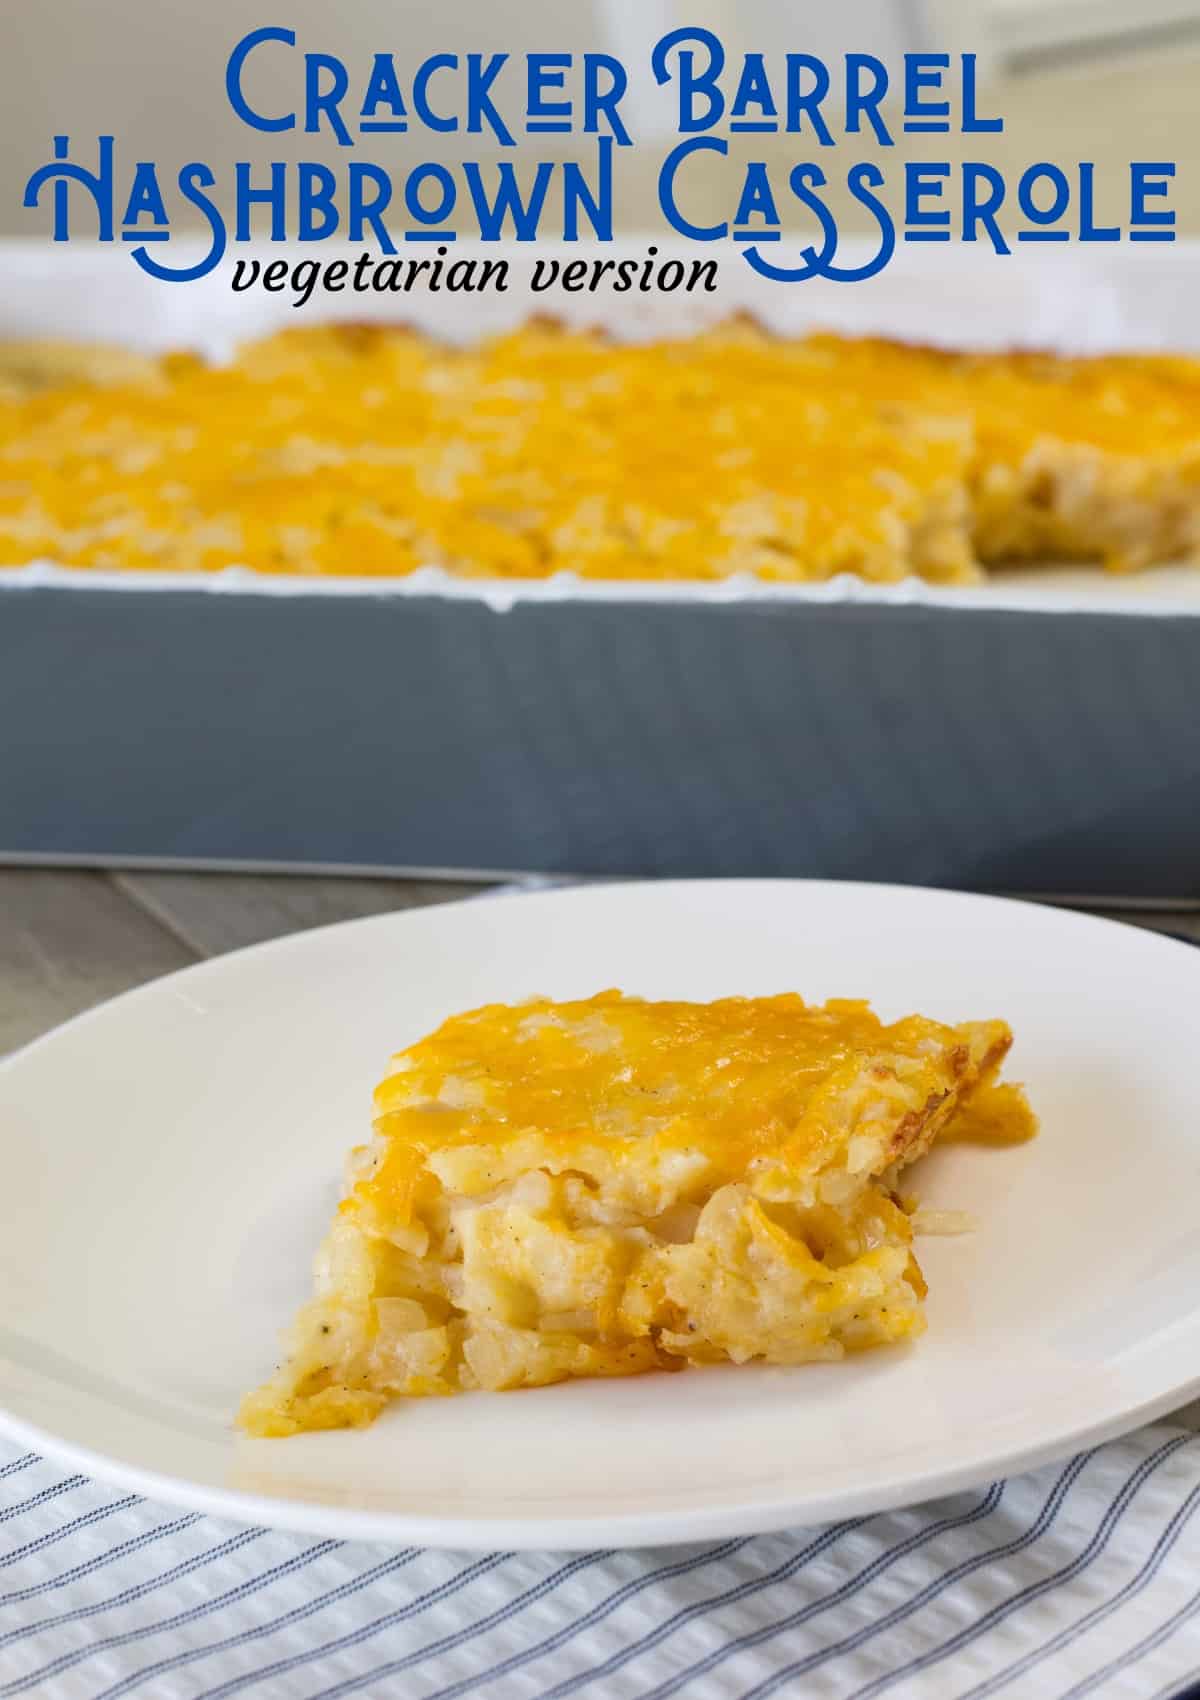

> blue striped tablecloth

[{"left": 4, "top": 1423, "right": 1200, "bottom": 1700}]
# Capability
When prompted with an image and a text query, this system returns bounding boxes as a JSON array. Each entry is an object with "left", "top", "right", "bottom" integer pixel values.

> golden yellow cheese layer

[
  {"left": 359, "top": 990, "right": 1012, "bottom": 1227},
  {"left": 5, "top": 322, "right": 1195, "bottom": 582},
  {"left": 0, "top": 324, "right": 971, "bottom": 581}
]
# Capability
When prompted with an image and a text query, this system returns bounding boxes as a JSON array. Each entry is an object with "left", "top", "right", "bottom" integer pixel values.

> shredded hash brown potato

[
  {"left": 2, "top": 322, "right": 1200, "bottom": 582},
  {"left": 238, "top": 990, "right": 1036, "bottom": 1436}
]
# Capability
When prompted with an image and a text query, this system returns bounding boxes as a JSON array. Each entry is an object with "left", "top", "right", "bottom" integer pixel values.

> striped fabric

[{"left": 3, "top": 1427, "right": 1200, "bottom": 1700}]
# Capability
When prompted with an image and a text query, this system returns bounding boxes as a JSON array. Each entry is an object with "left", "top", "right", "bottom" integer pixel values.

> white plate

[{"left": 2, "top": 879, "right": 1200, "bottom": 1551}]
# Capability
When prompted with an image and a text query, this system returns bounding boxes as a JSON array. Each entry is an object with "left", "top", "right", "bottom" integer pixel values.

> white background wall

[
  {"left": 8, "top": 0, "right": 1191, "bottom": 245},
  {"left": 0, "top": 1, "right": 923, "bottom": 234}
]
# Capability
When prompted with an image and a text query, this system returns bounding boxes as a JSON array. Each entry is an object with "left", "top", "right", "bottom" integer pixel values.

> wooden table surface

[
  {"left": 3, "top": 865, "right": 1199, "bottom": 1433},
  {"left": 0, "top": 867, "right": 489, "bottom": 1057}
]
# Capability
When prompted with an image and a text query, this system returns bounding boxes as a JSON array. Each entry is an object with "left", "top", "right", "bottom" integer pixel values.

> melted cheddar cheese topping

[
  {"left": 359, "top": 991, "right": 1012, "bottom": 1227},
  {"left": 5, "top": 321, "right": 1200, "bottom": 582},
  {"left": 939, "top": 1079, "right": 1040, "bottom": 1147},
  {"left": 0, "top": 324, "right": 956, "bottom": 582}
]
